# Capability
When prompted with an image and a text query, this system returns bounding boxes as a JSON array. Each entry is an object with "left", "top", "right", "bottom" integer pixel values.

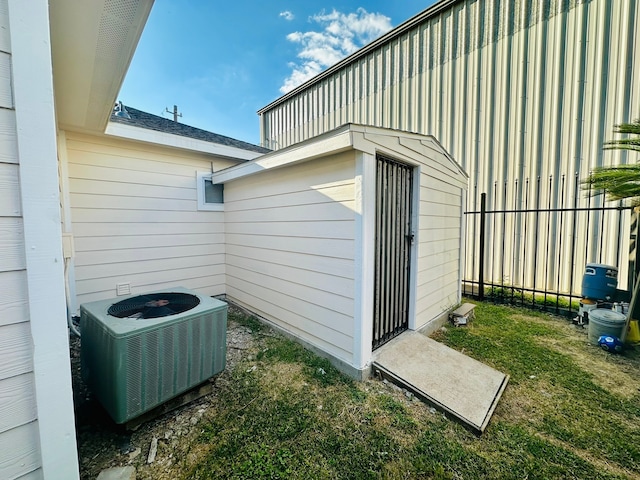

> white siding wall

[
  {"left": 2, "top": 0, "right": 80, "bottom": 477},
  {"left": 414, "top": 138, "right": 466, "bottom": 326},
  {"left": 356, "top": 131, "right": 467, "bottom": 331},
  {"left": 65, "top": 132, "right": 239, "bottom": 306},
  {"left": 0, "top": 1, "right": 42, "bottom": 478},
  {"left": 224, "top": 152, "right": 357, "bottom": 365},
  {"left": 260, "top": 0, "right": 640, "bottom": 293}
]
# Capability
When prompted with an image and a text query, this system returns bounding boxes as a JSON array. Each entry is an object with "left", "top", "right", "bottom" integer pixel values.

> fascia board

[
  {"left": 355, "top": 125, "right": 468, "bottom": 182},
  {"left": 212, "top": 127, "right": 355, "bottom": 184},
  {"left": 105, "top": 122, "right": 262, "bottom": 161}
]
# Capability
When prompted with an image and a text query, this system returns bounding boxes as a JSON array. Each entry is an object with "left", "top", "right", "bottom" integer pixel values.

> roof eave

[
  {"left": 212, "top": 123, "right": 468, "bottom": 185},
  {"left": 50, "top": 0, "right": 154, "bottom": 133},
  {"left": 212, "top": 124, "right": 355, "bottom": 183},
  {"left": 105, "top": 121, "right": 264, "bottom": 161}
]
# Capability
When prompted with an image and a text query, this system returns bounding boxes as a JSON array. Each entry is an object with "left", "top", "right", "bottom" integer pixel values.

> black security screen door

[{"left": 373, "top": 155, "right": 413, "bottom": 349}]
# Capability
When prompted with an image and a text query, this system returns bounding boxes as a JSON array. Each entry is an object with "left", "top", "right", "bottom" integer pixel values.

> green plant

[
  {"left": 182, "top": 305, "right": 638, "bottom": 480},
  {"left": 486, "top": 286, "right": 580, "bottom": 311}
]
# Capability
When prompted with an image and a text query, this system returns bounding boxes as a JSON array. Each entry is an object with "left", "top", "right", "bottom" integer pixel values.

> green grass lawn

[{"left": 147, "top": 303, "right": 640, "bottom": 479}]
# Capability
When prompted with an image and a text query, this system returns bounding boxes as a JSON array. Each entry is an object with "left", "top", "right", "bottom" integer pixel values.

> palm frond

[
  {"left": 612, "top": 120, "right": 640, "bottom": 135},
  {"left": 581, "top": 121, "right": 640, "bottom": 201},
  {"left": 582, "top": 164, "right": 640, "bottom": 201}
]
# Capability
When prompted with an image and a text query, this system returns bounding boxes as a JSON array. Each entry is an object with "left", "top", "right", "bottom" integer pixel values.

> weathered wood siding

[
  {"left": 259, "top": 0, "right": 640, "bottom": 293},
  {"left": 65, "top": 132, "right": 240, "bottom": 305},
  {"left": 224, "top": 152, "right": 357, "bottom": 365},
  {"left": 0, "top": 1, "right": 42, "bottom": 478}
]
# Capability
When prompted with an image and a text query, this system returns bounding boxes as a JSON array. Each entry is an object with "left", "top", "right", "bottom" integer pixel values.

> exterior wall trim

[
  {"left": 214, "top": 124, "right": 467, "bottom": 186},
  {"left": 407, "top": 162, "right": 421, "bottom": 330},
  {"left": 105, "top": 122, "right": 263, "bottom": 161},
  {"left": 9, "top": 1, "right": 79, "bottom": 477},
  {"left": 353, "top": 151, "right": 375, "bottom": 368}
]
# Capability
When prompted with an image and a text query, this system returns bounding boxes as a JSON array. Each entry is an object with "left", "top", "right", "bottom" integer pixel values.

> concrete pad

[
  {"left": 97, "top": 466, "right": 136, "bottom": 480},
  {"left": 373, "top": 331, "right": 508, "bottom": 433}
]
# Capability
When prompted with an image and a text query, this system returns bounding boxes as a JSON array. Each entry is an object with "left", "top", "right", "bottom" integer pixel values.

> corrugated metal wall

[{"left": 259, "top": 0, "right": 640, "bottom": 294}]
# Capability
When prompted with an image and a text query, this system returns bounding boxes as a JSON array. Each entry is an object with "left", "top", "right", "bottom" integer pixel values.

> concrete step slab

[{"left": 373, "top": 331, "right": 508, "bottom": 433}]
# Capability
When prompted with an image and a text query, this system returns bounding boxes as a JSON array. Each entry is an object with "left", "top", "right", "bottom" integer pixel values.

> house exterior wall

[
  {"left": 224, "top": 152, "right": 358, "bottom": 367},
  {"left": 0, "top": 5, "right": 39, "bottom": 476},
  {"left": 64, "top": 131, "right": 240, "bottom": 307},
  {"left": 1, "top": 0, "right": 79, "bottom": 478},
  {"left": 259, "top": 0, "right": 640, "bottom": 294}
]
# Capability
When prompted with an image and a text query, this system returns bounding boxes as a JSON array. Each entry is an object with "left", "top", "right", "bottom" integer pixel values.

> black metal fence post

[
  {"left": 462, "top": 174, "right": 634, "bottom": 317},
  {"left": 479, "top": 193, "right": 486, "bottom": 300}
]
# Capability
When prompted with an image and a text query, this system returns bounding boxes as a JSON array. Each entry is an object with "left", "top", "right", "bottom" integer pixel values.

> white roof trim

[
  {"left": 212, "top": 124, "right": 354, "bottom": 183},
  {"left": 212, "top": 124, "right": 468, "bottom": 184},
  {"left": 105, "top": 121, "right": 263, "bottom": 161}
]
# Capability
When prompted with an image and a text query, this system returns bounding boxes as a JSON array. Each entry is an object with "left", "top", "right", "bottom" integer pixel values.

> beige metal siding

[
  {"left": 0, "top": 1, "right": 42, "bottom": 478},
  {"left": 65, "top": 132, "right": 239, "bottom": 305},
  {"left": 260, "top": 0, "right": 639, "bottom": 293},
  {"left": 224, "top": 152, "right": 357, "bottom": 364}
]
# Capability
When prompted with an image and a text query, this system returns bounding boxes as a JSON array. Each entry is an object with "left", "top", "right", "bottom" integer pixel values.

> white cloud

[
  {"left": 279, "top": 11, "right": 294, "bottom": 21},
  {"left": 280, "top": 8, "right": 392, "bottom": 94}
]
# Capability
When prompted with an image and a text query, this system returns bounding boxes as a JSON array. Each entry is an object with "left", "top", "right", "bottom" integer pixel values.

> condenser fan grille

[{"left": 108, "top": 293, "right": 200, "bottom": 319}]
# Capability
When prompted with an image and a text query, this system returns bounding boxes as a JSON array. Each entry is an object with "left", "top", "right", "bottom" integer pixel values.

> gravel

[{"left": 72, "top": 308, "right": 257, "bottom": 480}]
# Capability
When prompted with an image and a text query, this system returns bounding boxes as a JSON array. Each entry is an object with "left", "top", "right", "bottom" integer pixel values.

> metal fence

[{"left": 462, "top": 174, "right": 637, "bottom": 317}]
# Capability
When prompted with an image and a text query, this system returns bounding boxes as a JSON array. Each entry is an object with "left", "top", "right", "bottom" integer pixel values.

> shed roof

[
  {"left": 212, "top": 124, "right": 467, "bottom": 185},
  {"left": 111, "top": 105, "right": 271, "bottom": 155}
]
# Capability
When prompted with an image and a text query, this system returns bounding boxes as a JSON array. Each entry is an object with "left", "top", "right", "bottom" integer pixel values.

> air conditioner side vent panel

[{"left": 81, "top": 287, "right": 227, "bottom": 424}]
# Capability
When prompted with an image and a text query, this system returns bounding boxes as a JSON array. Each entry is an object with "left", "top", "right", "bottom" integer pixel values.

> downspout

[{"left": 64, "top": 256, "right": 80, "bottom": 337}]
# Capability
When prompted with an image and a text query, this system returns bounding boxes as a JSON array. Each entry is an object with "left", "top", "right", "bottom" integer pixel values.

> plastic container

[
  {"left": 626, "top": 319, "right": 640, "bottom": 344},
  {"left": 579, "top": 298, "right": 598, "bottom": 323},
  {"left": 581, "top": 263, "right": 618, "bottom": 300},
  {"left": 588, "top": 309, "right": 626, "bottom": 345}
]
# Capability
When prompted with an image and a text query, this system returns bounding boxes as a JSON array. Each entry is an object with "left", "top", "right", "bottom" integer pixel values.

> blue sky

[{"left": 118, "top": 1, "right": 436, "bottom": 146}]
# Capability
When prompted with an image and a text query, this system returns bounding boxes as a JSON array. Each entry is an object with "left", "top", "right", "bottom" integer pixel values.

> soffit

[{"left": 49, "top": 0, "right": 154, "bottom": 133}]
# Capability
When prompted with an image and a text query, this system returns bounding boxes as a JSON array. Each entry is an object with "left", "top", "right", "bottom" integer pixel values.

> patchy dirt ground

[{"left": 71, "top": 308, "right": 261, "bottom": 480}]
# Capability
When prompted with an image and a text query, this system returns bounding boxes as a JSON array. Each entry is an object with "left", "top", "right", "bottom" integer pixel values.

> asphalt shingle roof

[{"left": 111, "top": 105, "right": 270, "bottom": 155}]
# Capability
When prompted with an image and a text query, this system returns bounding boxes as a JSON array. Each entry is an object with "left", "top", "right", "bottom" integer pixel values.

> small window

[{"left": 197, "top": 172, "right": 224, "bottom": 211}]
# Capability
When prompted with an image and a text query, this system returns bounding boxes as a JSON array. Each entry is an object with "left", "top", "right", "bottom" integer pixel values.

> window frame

[{"left": 196, "top": 171, "right": 224, "bottom": 211}]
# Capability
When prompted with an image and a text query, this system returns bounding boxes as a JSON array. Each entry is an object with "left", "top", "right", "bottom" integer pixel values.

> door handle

[{"left": 406, "top": 232, "right": 415, "bottom": 245}]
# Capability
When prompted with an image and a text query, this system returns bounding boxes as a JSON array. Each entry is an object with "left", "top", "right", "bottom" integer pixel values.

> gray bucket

[{"left": 588, "top": 309, "right": 626, "bottom": 345}]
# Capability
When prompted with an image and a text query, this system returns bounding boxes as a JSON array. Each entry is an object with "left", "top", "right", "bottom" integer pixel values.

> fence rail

[{"left": 462, "top": 174, "right": 637, "bottom": 316}]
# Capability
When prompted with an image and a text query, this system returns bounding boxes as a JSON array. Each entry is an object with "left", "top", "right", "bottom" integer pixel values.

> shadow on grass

[{"left": 183, "top": 305, "right": 638, "bottom": 479}]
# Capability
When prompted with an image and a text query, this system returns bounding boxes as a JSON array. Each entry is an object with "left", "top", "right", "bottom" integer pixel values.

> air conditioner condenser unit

[{"left": 80, "top": 286, "right": 227, "bottom": 424}]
